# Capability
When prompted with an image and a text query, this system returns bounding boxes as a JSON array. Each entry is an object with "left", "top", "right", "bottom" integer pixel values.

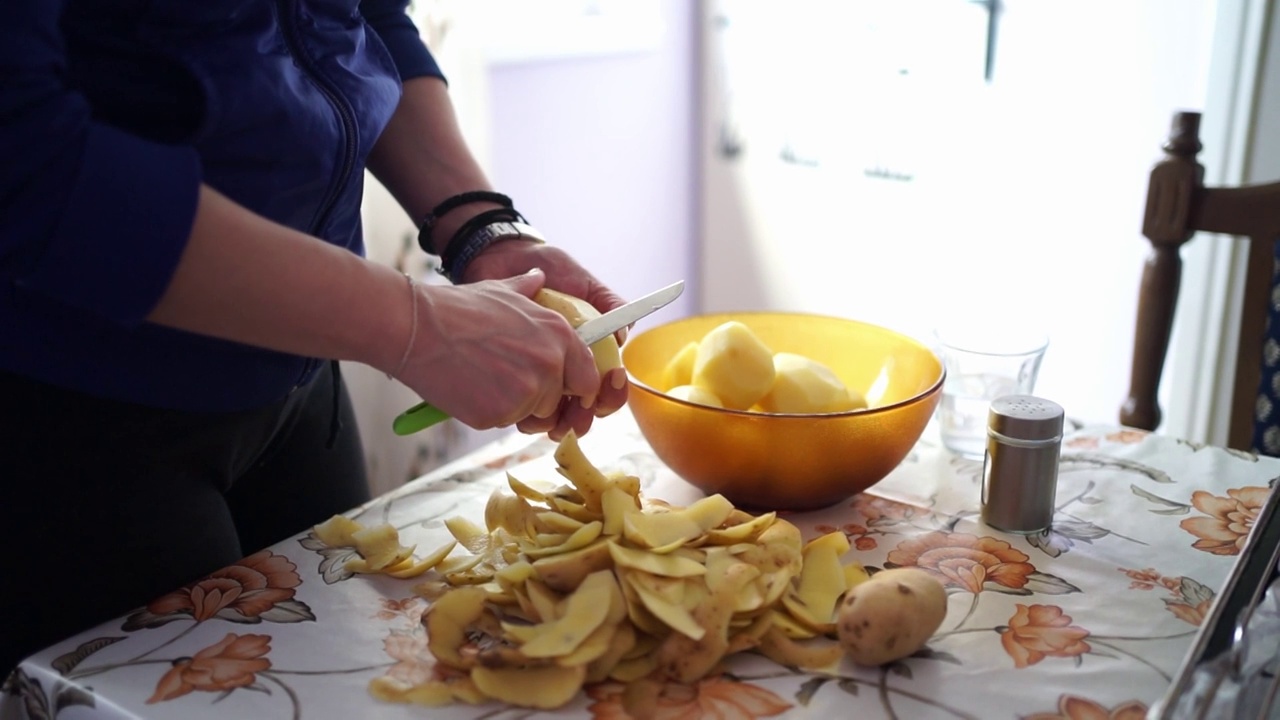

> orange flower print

[
  {"left": 850, "top": 494, "right": 921, "bottom": 526},
  {"left": 374, "top": 597, "right": 426, "bottom": 624},
  {"left": 1179, "top": 486, "right": 1269, "bottom": 556},
  {"left": 125, "top": 551, "right": 312, "bottom": 630},
  {"left": 1119, "top": 568, "right": 1214, "bottom": 626},
  {"left": 813, "top": 522, "right": 878, "bottom": 551},
  {"left": 587, "top": 677, "right": 790, "bottom": 720},
  {"left": 1066, "top": 436, "right": 1100, "bottom": 450},
  {"left": 887, "top": 531, "right": 1036, "bottom": 594},
  {"left": 1105, "top": 429, "right": 1148, "bottom": 445},
  {"left": 1166, "top": 597, "right": 1211, "bottom": 626},
  {"left": 1024, "top": 694, "right": 1147, "bottom": 720},
  {"left": 147, "top": 633, "right": 272, "bottom": 703},
  {"left": 1119, "top": 567, "right": 1162, "bottom": 590},
  {"left": 382, "top": 630, "right": 437, "bottom": 686},
  {"left": 1117, "top": 567, "right": 1181, "bottom": 593},
  {"left": 1000, "top": 604, "right": 1091, "bottom": 668}
]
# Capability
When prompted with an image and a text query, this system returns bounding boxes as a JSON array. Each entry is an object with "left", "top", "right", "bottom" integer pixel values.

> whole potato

[{"left": 836, "top": 568, "right": 947, "bottom": 666}]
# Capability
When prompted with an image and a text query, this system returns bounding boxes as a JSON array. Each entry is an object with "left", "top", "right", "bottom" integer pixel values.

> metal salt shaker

[{"left": 981, "top": 395, "right": 1065, "bottom": 534}]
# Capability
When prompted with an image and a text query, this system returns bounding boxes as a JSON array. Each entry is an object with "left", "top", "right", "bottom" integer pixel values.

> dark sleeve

[
  {"left": 1, "top": 0, "right": 202, "bottom": 325},
  {"left": 360, "top": 0, "right": 447, "bottom": 82}
]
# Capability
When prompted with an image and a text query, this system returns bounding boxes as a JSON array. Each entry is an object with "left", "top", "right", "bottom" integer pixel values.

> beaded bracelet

[{"left": 416, "top": 191, "right": 513, "bottom": 254}]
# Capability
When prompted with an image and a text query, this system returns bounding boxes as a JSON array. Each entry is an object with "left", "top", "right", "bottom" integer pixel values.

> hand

[
  {"left": 461, "top": 240, "right": 631, "bottom": 439},
  {"left": 395, "top": 269, "right": 601, "bottom": 432}
]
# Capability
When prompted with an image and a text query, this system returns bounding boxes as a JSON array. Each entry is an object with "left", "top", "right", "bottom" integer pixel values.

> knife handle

[{"left": 392, "top": 401, "right": 451, "bottom": 435}]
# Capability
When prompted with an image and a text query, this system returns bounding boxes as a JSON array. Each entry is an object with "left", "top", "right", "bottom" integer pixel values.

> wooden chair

[{"left": 1121, "top": 111, "right": 1280, "bottom": 450}]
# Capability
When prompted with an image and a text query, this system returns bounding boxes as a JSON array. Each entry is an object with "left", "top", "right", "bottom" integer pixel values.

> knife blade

[{"left": 391, "top": 280, "right": 685, "bottom": 436}]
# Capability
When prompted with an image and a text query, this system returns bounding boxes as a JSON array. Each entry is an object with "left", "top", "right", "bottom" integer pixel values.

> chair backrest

[{"left": 1121, "top": 111, "right": 1280, "bottom": 450}]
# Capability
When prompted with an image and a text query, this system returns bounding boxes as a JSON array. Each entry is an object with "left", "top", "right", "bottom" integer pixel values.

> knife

[{"left": 391, "top": 280, "right": 685, "bottom": 436}]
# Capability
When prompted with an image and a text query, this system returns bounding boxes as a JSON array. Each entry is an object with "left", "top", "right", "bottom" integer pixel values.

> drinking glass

[{"left": 934, "top": 328, "right": 1049, "bottom": 458}]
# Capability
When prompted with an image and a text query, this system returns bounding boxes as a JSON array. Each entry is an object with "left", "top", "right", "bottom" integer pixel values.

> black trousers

[{"left": 0, "top": 361, "right": 370, "bottom": 675}]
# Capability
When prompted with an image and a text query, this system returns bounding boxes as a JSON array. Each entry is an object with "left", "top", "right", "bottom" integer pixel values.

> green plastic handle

[{"left": 392, "top": 401, "right": 451, "bottom": 435}]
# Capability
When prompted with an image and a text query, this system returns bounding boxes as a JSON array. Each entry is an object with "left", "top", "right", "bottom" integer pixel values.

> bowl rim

[{"left": 623, "top": 310, "right": 948, "bottom": 419}]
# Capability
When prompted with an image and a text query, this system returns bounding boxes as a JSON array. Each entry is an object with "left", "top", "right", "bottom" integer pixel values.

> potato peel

[{"left": 330, "top": 429, "right": 941, "bottom": 713}]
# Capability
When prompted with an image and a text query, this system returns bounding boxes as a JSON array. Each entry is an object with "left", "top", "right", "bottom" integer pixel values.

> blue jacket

[{"left": 0, "top": 0, "right": 442, "bottom": 411}]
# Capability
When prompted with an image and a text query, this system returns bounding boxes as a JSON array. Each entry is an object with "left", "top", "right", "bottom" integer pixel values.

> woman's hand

[
  {"left": 394, "top": 269, "right": 602, "bottom": 433},
  {"left": 461, "top": 240, "right": 630, "bottom": 438}
]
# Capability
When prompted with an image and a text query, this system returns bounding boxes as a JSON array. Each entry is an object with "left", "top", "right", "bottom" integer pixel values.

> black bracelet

[
  {"left": 439, "top": 207, "right": 526, "bottom": 280},
  {"left": 416, "top": 191, "right": 513, "bottom": 254}
]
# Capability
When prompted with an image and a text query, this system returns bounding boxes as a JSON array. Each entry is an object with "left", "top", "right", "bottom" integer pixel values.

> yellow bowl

[{"left": 622, "top": 312, "right": 945, "bottom": 511}]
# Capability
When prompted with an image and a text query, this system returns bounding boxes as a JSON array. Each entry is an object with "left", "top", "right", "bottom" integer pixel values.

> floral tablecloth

[{"left": 5, "top": 409, "right": 1280, "bottom": 720}]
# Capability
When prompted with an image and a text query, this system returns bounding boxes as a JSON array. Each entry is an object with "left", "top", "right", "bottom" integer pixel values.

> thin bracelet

[
  {"left": 416, "top": 191, "right": 513, "bottom": 253},
  {"left": 386, "top": 273, "right": 418, "bottom": 380}
]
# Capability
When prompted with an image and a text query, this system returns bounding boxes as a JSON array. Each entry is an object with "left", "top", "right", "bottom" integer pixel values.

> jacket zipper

[
  {"left": 276, "top": 0, "right": 359, "bottom": 239},
  {"left": 276, "top": 0, "right": 359, "bottom": 387}
]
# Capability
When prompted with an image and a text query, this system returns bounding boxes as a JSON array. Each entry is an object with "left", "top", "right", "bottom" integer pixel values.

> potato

[
  {"left": 836, "top": 568, "right": 947, "bottom": 666},
  {"left": 692, "top": 321, "right": 776, "bottom": 410},
  {"left": 661, "top": 341, "right": 699, "bottom": 391},
  {"left": 661, "top": 321, "right": 874, "bottom": 415},
  {"left": 533, "top": 288, "right": 622, "bottom": 377},
  {"left": 759, "top": 352, "right": 867, "bottom": 414},
  {"left": 665, "top": 384, "right": 724, "bottom": 408}
]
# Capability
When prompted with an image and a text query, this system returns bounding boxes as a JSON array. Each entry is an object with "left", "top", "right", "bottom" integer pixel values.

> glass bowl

[{"left": 622, "top": 311, "right": 945, "bottom": 511}]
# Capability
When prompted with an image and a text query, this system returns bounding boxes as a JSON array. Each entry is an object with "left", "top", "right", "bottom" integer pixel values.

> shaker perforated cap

[{"left": 988, "top": 395, "right": 1065, "bottom": 442}]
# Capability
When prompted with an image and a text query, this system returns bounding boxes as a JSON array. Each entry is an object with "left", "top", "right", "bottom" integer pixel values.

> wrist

[
  {"left": 440, "top": 214, "right": 546, "bottom": 282},
  {"left": 416, "top": 190, "right": 513, "bottom": 256},
  {"left": 355, "top": 263, "right": 422, "bottom": 376},
  {"left": 421, "top": 202, "right": 504, "bottom": 256}
]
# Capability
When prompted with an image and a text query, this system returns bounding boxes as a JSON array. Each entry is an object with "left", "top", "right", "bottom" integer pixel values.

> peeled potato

[
  {"left": 533, "top": 288, "right": 622, "bottom": 376},
  {"left": 845, "top": 386, "right": 868, "bottom": 410},
  {"left": 665, "top": 384, "right": 723, "bottom": 408},
  {"left": 661, "top": 341, "right": 699, "bottom": 391},
  {"left": 691, "top": 321, "right": 775, "bottom": 410},
  {"left": 836, "top": 568, "right": 947, "bottom": 666},
  {"left": 759, "top": 353, "right": 868, "bottom": 414}
]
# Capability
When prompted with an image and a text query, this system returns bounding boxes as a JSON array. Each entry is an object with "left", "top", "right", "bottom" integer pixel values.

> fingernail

[
  {"left": 580, "top": 395, "right": 595, "bottom": 410},
  {"left": 610, "top": 370, "right": 627, "bottom": 390}
]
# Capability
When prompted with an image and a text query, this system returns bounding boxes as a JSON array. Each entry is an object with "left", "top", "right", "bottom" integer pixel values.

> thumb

[{"left": 503, "top": 267, "right": 546, "bottom": 299}]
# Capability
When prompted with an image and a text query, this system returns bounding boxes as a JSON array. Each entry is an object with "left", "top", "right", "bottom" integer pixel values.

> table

[{"left": 4, "top": 410, "right": 1279, "bottom": 719}]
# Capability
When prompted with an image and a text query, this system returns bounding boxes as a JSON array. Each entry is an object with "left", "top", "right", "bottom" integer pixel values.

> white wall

[{"left": 700, "top": 0, "right": 1220, "bottom": 429}]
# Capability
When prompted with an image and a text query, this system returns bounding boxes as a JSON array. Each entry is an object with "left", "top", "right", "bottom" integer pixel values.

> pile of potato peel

[{"left": 315, "top": 431, "right": 946, "bottom": 717}]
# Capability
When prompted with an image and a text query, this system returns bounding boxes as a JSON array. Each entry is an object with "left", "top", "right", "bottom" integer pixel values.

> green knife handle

[{"left": 392, "top": 402, "right": 451, "bottom": 435}]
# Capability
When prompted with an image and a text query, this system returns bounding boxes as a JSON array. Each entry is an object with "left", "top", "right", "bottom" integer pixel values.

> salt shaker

[{"left": 981, "top": 394, "right": 1065, "bottom": 534}]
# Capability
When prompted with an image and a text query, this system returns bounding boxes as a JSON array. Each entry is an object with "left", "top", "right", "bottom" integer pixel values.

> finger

[
  {"left": 549, "top": 400, "right": 594, "bottom": 441},
  {"left": 517, "top": 413, "right": 558, "bottom": 435},
  {"left": 562, "top": 342, "right": 600, "bottom": 410},
  {"left": 503, "top": 267, "right": 547, "bottom": 299},
  {"left": 593, "top": 368, "right": 629, "bottom": 418},
  {"left": 530, "top": 384, "right": 562, "bottom": 421}
]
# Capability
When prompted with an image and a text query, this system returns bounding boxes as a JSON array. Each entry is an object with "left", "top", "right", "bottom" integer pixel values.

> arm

[
  {"left": 1, "top": 0, "right": 201, "bottom": 324},
  {"left": 366, "top": 75, "right": 507, "bottom": 256},
  {"left": 150, "top": 186, "right": 600, "bottom": 428},
  {"left": 360, "top": 0, "right": 508, "bottom": 255},
  {"left": 362, "top": 13, "right": 629, "bottom": 437},
  {"left": 0, "top": 0, "right": 405, "bottom": 371},
  {"left": 2, "top": 0, "right": 598, "bottom": 430}
]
